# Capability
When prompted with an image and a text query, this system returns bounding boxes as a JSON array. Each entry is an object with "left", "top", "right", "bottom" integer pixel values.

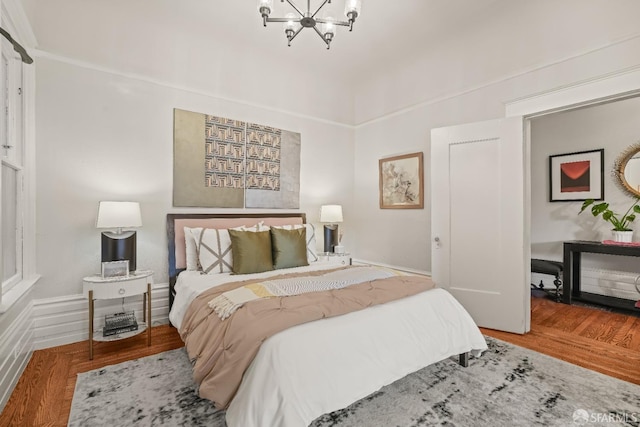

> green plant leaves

[{"left": 578, "top": 197, "right": 640, "bottom": 231}]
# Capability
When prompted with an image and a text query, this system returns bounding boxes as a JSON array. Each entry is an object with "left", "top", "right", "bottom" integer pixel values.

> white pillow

[
  {"left": 184, "top": 227, "right": 199, "bottom": 271},
  {"left": 188, "top": 224, "right": 261, "bottom": 275},
  {"left": 272, "top": 223, "right": 318, "bottom": 263}
]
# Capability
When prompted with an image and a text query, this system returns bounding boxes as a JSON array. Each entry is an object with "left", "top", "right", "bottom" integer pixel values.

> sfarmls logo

[{"left": 573, "top": 409, "right": 639, "bottom": 424}]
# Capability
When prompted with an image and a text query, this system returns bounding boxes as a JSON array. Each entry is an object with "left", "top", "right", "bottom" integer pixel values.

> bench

[{"left": 531, "top": 259, "right": 563, "bottom": 302}]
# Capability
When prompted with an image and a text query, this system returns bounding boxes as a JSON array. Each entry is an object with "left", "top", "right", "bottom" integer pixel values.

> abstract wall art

[
  {"left": 379, "top": 152, "right": 424, "bottom": 209},
  {"left": 173, "top": 109, "right": 300, "bottom": 208},
  {"left": 549, "top": 148, "right": 604, "bottom": 202}
]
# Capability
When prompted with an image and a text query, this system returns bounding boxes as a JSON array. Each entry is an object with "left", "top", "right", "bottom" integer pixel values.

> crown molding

[
  {"left": 355, "top": 32, "right": 640, "bottom": 128},
  {"left": 32, "top": 49, "right": 355, "bottom": 130}
]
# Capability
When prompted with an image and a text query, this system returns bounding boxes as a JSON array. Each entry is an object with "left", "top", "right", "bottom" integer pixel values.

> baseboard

[
  {"left": 533, "top": 267, "right": 640, "bottom": 301},
  {"left": 580, "top": 268, "right": 640, "bottom": 301},
  {"left": 0, "top": 295, "right": 34, "bottom": 412},
  {"left": 32, "top": 283, "right": 171, "bottom": 350}
]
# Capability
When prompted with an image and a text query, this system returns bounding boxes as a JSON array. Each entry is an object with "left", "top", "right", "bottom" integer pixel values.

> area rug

[{"left": 68, "top": 337, "right": 640, "bottom": 426}]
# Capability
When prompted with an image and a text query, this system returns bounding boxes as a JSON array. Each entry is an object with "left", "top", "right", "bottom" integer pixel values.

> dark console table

[{"left": 563, "top": 240, "right": 640, "bottom": 312}]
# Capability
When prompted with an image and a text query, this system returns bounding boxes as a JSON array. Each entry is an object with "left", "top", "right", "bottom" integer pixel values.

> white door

[{"left": 431, "top": 117, "right": 530, "bottom": 334}]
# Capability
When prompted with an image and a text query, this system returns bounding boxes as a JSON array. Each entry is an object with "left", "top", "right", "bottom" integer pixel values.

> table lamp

[
  {"left": 320, "top": 204, "right": 343, "bottom": 253},
  {"left": 96, "top": 201, "right": 142, "bottom": 271}
]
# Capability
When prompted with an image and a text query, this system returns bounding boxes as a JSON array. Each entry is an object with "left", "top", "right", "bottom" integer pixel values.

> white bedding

[{"left": 169, "top": 264, "right": 488, "bottom": 427}]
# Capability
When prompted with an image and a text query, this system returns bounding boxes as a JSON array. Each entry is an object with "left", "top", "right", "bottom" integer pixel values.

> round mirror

[{"left": 614, "top": 142, "right": 640, "bottom": 198}]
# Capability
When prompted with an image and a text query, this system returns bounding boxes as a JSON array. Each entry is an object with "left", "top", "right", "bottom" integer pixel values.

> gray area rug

[{"left": 68, "top": 337, "right": 640, "bottom": 426}]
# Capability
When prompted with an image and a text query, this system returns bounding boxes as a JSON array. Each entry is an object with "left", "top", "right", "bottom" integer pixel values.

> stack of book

[{"left": 103, "top": 311, "right": 138, "bottom": 336}]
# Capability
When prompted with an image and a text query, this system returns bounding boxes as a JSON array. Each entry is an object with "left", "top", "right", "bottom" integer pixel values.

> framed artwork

[
  {"left": 101, "top": 260, "right": 130, "bottom": 279},
  {"left": 173, "top": 109, "right": 301, "bottom": 209},
  {"left": 549, "top": 148, "right": 604, "bottom": 202},
  {"left": 379, "top": 152, "right": 424, "bottom": 209}
]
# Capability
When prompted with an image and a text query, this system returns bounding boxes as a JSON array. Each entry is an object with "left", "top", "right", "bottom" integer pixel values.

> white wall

[
  {"left": 354, "top": 0, "right": 640, "bottom": 125},
  {"left": 352, "top": 1, "right": 640, "bottom": 273},
  {"left": 28, "top": 0, "right": 355, "bottom": 125},
  {"left": 34, "top": 56, "right": 355, "bottom": 301},
  {"left": 530, "top": 96, "right": 640, "bottom": 271},
  {"left": 25, "top": 1, "right": 640, "bottom": 344}
]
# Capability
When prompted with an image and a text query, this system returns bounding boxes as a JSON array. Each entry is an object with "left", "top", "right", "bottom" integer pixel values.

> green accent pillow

[
  {"left": 270, "top": 227, "right": 309, "bottom": 270},
  {"left": 228, "top": 229, "right": 274, "bottom": 274}
]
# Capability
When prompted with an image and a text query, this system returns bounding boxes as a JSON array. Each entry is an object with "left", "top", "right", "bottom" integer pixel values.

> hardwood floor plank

[
  {"left": 610, "top": 316, "right": 638, "bottom": 347},
  {"left": 623, "top": 317, "right": 640, "bottom": 350},
  {"left": 1, "top": 299, "right": 638, "bottom": 427}
]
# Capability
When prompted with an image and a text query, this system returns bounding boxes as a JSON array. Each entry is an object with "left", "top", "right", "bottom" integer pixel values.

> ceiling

[{"left": 29, "top": 0, "right": 502, "bottom": 84}]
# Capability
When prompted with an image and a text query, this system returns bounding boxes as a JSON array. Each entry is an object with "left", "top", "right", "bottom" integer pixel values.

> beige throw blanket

[
  {"left": 208, "top": 266, "right": 406, "bottom": 319},
  {"left": 179, "top": 266, "right": 436, "bottom": 409}
]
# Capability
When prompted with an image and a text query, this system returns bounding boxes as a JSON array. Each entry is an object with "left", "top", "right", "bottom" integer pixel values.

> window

[
  {"left": 0, "top": 9, "right": 36, "bottom": 312},
  {"left": 1, "top": 34, "right": 24, "bottom": 294}
]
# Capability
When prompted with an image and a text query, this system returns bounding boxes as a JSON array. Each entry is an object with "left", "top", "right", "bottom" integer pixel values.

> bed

[{"left": 167, "top": 213, "right": 488, "bottom": 427}]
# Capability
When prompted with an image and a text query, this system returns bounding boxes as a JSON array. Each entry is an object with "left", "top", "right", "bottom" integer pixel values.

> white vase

[{"left": 612, "top": 230, "right": 633, "bottom": 243}]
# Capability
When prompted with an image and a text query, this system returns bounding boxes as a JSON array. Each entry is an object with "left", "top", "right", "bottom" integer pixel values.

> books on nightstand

[{"left": 103, "top": 311, "right": 138, "bottom": 336}]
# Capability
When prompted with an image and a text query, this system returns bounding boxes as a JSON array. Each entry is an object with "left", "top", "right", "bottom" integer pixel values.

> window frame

[
  {"left": 1, "top": 35, "right": 24, "bottom": 293},
  {"left": 0, "top": 1, "right": 38, "bottom": 313}
]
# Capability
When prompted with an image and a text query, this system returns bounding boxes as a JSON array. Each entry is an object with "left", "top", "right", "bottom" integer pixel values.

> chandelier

[{"left": 257, "top": 0, "right": 362, "bottom": 49}]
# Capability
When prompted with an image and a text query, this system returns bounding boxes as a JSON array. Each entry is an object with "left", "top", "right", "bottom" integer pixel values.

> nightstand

[
  {"left": 83, "top": 270, "right": 153, "bottom": 360},
  {"left": 319, "top": 253, "right": 352, "bottom": 266}
]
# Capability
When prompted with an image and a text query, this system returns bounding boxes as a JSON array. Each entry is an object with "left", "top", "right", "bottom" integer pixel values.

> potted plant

[{"left": 579, "top": 198, "right": 640, "bottom": 242}]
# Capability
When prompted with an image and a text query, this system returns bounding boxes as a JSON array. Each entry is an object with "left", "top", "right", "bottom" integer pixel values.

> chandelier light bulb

[
  {"left": 257, "top": 0, "right": 274, "bottom": 11},
  {"left": 323, "top": 17, "right": 335, "bottom": 35},
  {"left": 284, "top": 12, "right": 297, "bottom": 31},
  {"left": 344, "top": 0, "right": 362, "bottom": 17},
  {"left": 322, "top": 17, "right": 335, "bottom": 49},
  {"left": 257, "top": 0, "right": 274, "bottom": 25}
]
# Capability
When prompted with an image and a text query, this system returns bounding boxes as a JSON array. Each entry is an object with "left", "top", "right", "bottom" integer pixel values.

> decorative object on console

[
  {"left": 379, "top": 152, "right": 424, "bottom": 209},
  {"left": 257, "top": 0, "right": 361, "bottom": 49},
  {"left": 579, "top": 197, "right": 640, "bottom": 242},
  {"left": 549, "top": 149, "right": 604, "bottom": 202},
  {"left": 320, "top": 204, "right": 343, "bottom": 253},
  {"left": 612, "top": 140, "right": 640, "bottom": 198},
  {"left": 96, "top": 201, "right": 142, "bottom": 271},
  {"left": 173, "top": 109, "right": 301, "bottom": 209}
]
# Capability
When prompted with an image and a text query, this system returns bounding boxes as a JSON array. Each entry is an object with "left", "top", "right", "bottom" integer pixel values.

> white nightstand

[
  {"left": 319, "top": 253, "right": 352, "bottom": 266},
  {"left": 83, "top": 270, "right": 153, "bottom": 360}
]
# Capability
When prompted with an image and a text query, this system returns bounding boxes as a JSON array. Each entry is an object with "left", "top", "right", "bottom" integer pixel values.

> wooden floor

[
  {"left": 1, "top": 297, "right": 639, "bottom": 426},
  {"left": 482, "top": 296, "right": 640, "bottom": 385}
]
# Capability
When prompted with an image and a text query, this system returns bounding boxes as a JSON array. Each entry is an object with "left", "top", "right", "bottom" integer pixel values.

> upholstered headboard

[{"left": 166, "top": 213, "right": 306, "bottom": 309}]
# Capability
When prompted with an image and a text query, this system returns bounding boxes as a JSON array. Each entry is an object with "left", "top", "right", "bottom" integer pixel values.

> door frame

[{"left": 505, "top": 66, "right": 640, "bottom": 319}]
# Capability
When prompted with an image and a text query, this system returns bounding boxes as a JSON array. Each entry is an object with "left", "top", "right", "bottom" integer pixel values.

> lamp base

[
  {"left": 101, "top": 231, "right": 137, "bottom": 271},
  {"left": 323, "top": 224, "right": 339, "bottom": 253}
]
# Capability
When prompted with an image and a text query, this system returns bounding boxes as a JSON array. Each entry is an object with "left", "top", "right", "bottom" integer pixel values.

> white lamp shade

[
  {"left": 320, "top": 205, "right": 343, "bottom": 223},
  {"left": 96, "top": 201, "right": 142, "bottom": 229}
]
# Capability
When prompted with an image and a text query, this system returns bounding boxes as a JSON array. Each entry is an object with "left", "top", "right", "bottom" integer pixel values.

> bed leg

[{"left": 458, "top": 352, "right": 469, "bottom": 367}]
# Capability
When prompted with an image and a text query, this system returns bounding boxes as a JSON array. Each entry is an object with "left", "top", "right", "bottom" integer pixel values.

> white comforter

[{"left": 169, "top": 265, "right": 488, "bottom": 427}]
